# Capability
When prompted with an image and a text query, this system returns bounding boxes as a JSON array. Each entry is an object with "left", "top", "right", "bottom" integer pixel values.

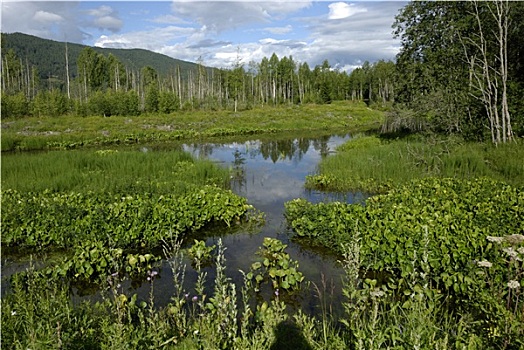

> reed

[
  {"left": 1, "top": 148, "right": 230, "bottom": 194},
  {"left": 307, "top": 134, "right": 524, "bottom": 192}
]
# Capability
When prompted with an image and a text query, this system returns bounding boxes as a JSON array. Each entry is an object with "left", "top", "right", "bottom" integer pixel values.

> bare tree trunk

[
  {"left": 65, "top": 42, "right": 71, "bottom": 99},
  {"left": 464, "top": 0, "right": 501, "bottom": 144},
  {"left": 83, "top": 65, "right": 88, "bottom": 102},
  {"left": 177, "top": 66, "right": 182, "bottom": 109},
  {"left": 494, "top": 0, "right": 512, "bottom": 142},
  {"left": 4, "top": 56, "right": 10, "bottom": 91}
]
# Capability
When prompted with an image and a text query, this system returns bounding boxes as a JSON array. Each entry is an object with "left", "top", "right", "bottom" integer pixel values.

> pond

[
  {"left": 132, "top": 132, "right": 367, "bottom": 315},
  {"left": 2, "top": 132, "right": 367, "bottom": 317}
]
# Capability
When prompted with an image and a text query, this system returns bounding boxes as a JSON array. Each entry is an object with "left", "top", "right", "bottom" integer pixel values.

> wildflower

[
  {"left": 507, "top": 280, "right": 520, "bottom": 289},
  {"left": 486, "top": 236, "right": 503, "bottom": 244},
  {"left": 477, "top": 260, "right": 492, "bottom": 268},
  {"left": 192, "top": 295, "right": 198, "bottom": 302},
  {"left": 184, "top": 293, "right": 190, "bottom": 299},
  {"left": 370, "top": 289, "right": 385, "bottom": 298},
  {"left": 503, "top": 247, "right": 519, "bottom": 259},
  {"left": 147, "top": 270, "right": 159, "bottom": 281},
  {"left": 11, "top": 310, "right": 16, "bottom": 316},
  {"left": 111, "top": 272, "right": 119, "bottom": 277},
  {"left": 504, "top": 234, "right": 524, "bottom": 245},
  {"left": 274, "top": 289, "right": 279, "bottom": 297}
]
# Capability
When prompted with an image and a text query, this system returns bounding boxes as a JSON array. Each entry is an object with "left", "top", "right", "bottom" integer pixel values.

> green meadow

[
  {"left": 1, "top": 101, "right": 383, "bottom": 152},
  {"left": 306, "top": 134, "right": 524, "bottom": 193}
]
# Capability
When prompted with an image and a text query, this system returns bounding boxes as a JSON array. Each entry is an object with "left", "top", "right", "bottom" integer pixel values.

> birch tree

[{"left": 465, "top": 0, "right": 513, "bottom": 144}]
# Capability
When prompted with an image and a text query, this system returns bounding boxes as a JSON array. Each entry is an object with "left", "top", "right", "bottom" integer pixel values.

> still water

[
  {"left": 136, "top": 132, "right": 367, "bottom": 315},
  {"left": 2, "top": 132, "right": 367, "bottom": 317}
]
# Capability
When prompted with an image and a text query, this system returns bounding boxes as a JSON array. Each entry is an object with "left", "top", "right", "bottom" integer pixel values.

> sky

[{"left": 1, "top": 1, "right": 405, "bottom": 72}]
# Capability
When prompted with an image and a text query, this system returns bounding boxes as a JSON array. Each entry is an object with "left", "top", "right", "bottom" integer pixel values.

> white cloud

[
  {"left": 1, "top": 2, "right": 86, "bottom": 42},
  {"left": 1, "top": 2, "right": 124, "bottom": 41},
  {"left": 263, "top": 25, "right": 293, "bottom": 35},
  {"left": 33, "top": 10, "right": 64, "bottom": 23},
  {"left": 86, "top": 5, "right": 113, "bottom": 18},
  {"left": 328, "top": 2, "right": 367, "bottom": 20},
  {"left": 170, "top": 1, "right": 311, "bottom": 33},
  {"left": 94, "top": 15, "right": 123, "bottom": 32},
  {"left": 2, "top": 1, "right": 404, "bottom": 73},
  {"left": 85, "top": 5, "right": 123, "bottom": 33},
  {"left": 94, "top": 26, "right": 195, "bottom": 50},
  {"left": 151, "top": 14, "right": 188, "bottom": 25}
]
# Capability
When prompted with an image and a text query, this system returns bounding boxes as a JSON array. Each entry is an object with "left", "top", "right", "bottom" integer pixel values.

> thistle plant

[
  {"left": 206, "top": 239, "right": 239, "bottom": 347},
  {"left": 163, "top": 237, "right": 189, "bottom": 340}
]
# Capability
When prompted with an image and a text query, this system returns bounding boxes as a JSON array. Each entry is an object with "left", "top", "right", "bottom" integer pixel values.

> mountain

[{"left": 1, "top": 32, "right": 204, "bottom": 82}]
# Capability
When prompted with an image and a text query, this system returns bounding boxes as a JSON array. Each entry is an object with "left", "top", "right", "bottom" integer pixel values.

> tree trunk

[{"left": 65, "top": 42, "right": 71, "bottom": 99}]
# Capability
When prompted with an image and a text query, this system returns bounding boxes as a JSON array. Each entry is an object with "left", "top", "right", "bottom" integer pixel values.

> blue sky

[{"left": 1, "top": 1, "right": 405, "bottom": 71}]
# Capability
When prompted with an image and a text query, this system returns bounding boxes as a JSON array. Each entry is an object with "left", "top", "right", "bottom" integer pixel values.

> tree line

[
  {"left": 1, "top": 44, "right": 395, "bottom": 118},
  {"left": 2, "top": 1, "right": 523, "bottom": 143}
]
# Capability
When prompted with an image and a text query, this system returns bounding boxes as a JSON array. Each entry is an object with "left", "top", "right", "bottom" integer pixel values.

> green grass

[
  {"left": 1, "top": 148, "right": 230, "bottom": 194},
  {"left": 306, "top": 134, "right": 524, "bottom": 192},
  {"left": 1, "top": 101, "right": 384, "bottom": 151}
]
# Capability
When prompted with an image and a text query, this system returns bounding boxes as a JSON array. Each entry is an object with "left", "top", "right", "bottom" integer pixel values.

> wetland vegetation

[{"left": 2, "top": 1, "right": 524, "bottom": 349}]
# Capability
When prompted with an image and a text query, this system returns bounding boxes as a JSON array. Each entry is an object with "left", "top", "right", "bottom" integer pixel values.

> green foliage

[
  {"left": 31, "top": 89, "right": 70, "bottom": 117},
  {"left": 1, "top": 186, "right": 253, "bottom": 250},
  {"left": 144, "top": 85, "right": 159, "bottom": 113},
  {"left": 393, "top": 1, "right": 524, "bottom": 140},
  {"left": 248, "top": 237, "right": 305, "bottom": 292},
  {"left": 188, "top": 240, "right": 215, "bottom": 267},
  {"left": 30, "top": 241, "right": 160, "bottom": 283},
  {"left": 158, "top": 90, "right": 179, "bottom": 113},
  {"left": 1, "top": 92, "right": 29, "bottom": 118},
  {"left": 306, "top": 135, "right": 524, "bottom": 192},
  {"left": 286, "top": 177, "right": 524, "bottom": 346}
]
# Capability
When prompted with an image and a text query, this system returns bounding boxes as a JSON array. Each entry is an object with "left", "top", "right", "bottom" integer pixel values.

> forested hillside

[
  {"left": 2, "top": 1, "right": 524, "bottom": 143},
  {"left": 1, "top": 32, "right": 200, "bottom": 85}
]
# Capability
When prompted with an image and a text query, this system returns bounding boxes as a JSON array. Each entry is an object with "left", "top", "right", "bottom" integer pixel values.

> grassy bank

[
  {"left": 1, "top": 148, "right": 229, "bottom": 194},
  {"left": 306, "top": 134, "right": 524, "bottom": 193},
  {"left": 1, "top": 101, "right": 383, "bottom": 152}
]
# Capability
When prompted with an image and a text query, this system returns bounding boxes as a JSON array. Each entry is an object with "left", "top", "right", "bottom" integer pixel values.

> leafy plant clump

[
  {"left": 2, "top": 186, "right": 255, "bottom": 282},
  {"left": 286, "top": 177, "right": 524, "bottom": 346},
  {"left": 2, "top": 186, "right": 252, "bottom": 250},
  {"left": 248, "top": 237, "right": 305, "bottom": 292},
  {"left": 288, "top": 177, "right": 523, "bottom": 291}
]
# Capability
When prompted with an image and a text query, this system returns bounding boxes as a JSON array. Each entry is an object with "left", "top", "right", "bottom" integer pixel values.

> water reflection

[
  {"left": 170, "top": 133, "right": 367, "bottom": 316},
  {"left": 3, "top": 132, "right": 366, "bottom": 319}
]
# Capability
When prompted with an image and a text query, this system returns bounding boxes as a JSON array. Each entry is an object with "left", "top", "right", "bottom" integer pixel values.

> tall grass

[
  {"left": 1, "top": 148, "right": 230, "bottom": 194},
  {"left": 307, "top": 134, "right": 524, "bottom": 192}
]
